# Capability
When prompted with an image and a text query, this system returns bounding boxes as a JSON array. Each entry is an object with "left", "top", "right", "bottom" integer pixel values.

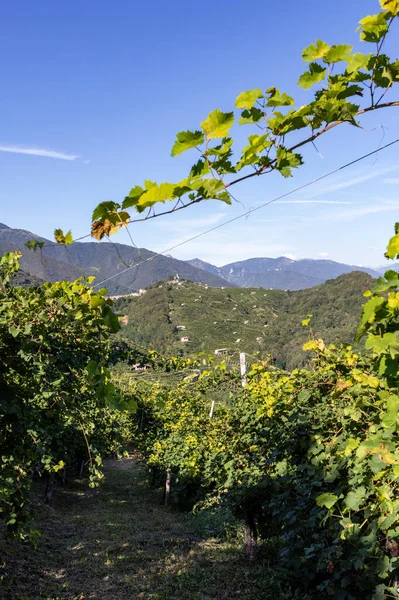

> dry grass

[{"left": 0, "top": 458, "right": 297, "bottom": 600}]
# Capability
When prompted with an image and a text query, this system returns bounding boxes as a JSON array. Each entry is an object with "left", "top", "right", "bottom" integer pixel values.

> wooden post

[
  {"left": 45, "top": 473, "right": 55, "bottom": 506},
  {"left": 244, "top": 509, "right": 258, "bottom": 562},
  {"left": 164, "top": 467, "right": 171, "bottom": 506},
  {"left": 240, "top": 352, "right": 247, "bottom": 387},
  {"left": 209, "top": 400, "right": 215, "bottom": 418}
]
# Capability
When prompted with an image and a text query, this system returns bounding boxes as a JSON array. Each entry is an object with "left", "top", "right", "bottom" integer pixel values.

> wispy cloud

[
  {"left": 160, "top": 230, "right": 295, "bottom": 266},
  {"left": 319, "top": 252, "right": 330, "bottom": 258},
  {"left": 304, "top": 199, "right": 399, "bottom": 224},
  {"left": 295, "top": 165, "right": 399, "bottom": 200},
  {"left": 278, "top": 200, "right": 353, "bottom": 205},
  {"left": 157, "top": 212, "right": 227, "bottom": 231},
  {"left": 384, "top": 178, "right": 399, "bottom": 184},
  {"left": 0, "top": 145, "right": 79, "bottom": 161}
]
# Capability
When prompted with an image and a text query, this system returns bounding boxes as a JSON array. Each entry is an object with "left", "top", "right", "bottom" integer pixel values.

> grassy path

[{"left": 0, "top": 457, "right": 289, "bottom": 600}]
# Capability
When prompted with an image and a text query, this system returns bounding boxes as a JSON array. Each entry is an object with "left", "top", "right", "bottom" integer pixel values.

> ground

[{"left": 0, "top": 458, "right": 298, "bottom": 600}]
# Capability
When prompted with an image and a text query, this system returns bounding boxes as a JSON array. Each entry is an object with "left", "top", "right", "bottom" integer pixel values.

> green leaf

[
  {"left": 373, "top": 271, "right": 399, "bottom": 293},
  {"left": 92, "top": 201, "right": 120, "bottom": 222},
  {"left": 379, "top": 513, "right": 398, "bottom": 531},
  {"left": 235, "top": 89, "right": 263, "bottom": 109},
  {"left": 316, "top": 493, "right": 338, "bottom": 509},
  {"left": 324, "top": 44, "right": 353, "bottom": 64},
  {"left": 25, "top": 239, "right": 45, "bottom": 252},
  {"left": 171, "top": 130, "right": 204, "bottom": 157},
  {"left": 90, "top": 294, "right": 105, "bottom": 309},
  {"left": 380, "top": 0, "right": 399, "bottom": 14},
  {"left": 275, "top": 147, "right": 303, "bottom": 177},
  {"left": 236, "top": 134, "right": 271, "bottom": 170},
  {"left": 201, "top": 109, "right": 234, "bottom": 139},
  {"left": 302, "top": 40, "right": 330, "bottom": 62},
  {"left": 136, "top": 182, "right": 177, "bottom": 211},
  {"left": 346, "top": 53, "right": 371, "bottom": 73},
  {"left": 298, "top": 63, "right": 326, "bottom": 89},
  {"left": 358, "top": 13, "right": 390, "bottom": 43},
  {"left": 361, "top": 296, "right": 385, "bottom": 326},
  {"left": 54, "top": 229, "right": 73, "bottom": 245},
  {"left": 345, "top": 487, "right": 366, "bottom": 510},
  {"left": 238, "top": 107, "right": 263, "bottom": 125},
  {"left": 265, "top": 88, "right": 295, "bottom": 108},
  {"left": 122, "top": 185, "right": 145, "bottom": 210},
  {"left": 365, "top": 332, "right": 397, "bottom": 354},
  {"left": 385, "top": 228, "right": 399, "bottom": 259},
  {"left": 8, "top": 325, "right": 20, "bottom": 338}
]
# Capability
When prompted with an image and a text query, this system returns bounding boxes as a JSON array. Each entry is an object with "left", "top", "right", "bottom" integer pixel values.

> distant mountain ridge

[
  {"left": 0, "top": 222, "right": 384, "bottom": 293},
  {"left": 187, "top": 256, "right": 381, "bottom": 290},
  {"left": 0, "top": 223, "right": 234, "bottom": 293}
]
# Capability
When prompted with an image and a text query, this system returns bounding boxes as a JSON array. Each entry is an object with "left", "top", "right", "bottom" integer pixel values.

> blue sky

[{"left": 0, "top": 0, "right": 398, "bottom": 267}]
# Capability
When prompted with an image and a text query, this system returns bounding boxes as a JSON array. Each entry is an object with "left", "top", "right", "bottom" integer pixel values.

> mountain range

[
  {"left": 0, "top": 221, "right": 395, "bottom": 293},
  {"left": 187, "top": 256, "right": 383, "bottom": 290},
  {"left": 0, "top": 223, "right": 234, "bottom": 293}
]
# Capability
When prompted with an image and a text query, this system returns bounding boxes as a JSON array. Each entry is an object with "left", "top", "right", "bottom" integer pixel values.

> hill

[
  {"left": 0, "top": 223, "right": 233, "bottom": 294},
  {"left": 187, "top": 256, "right": 380, "bottom": 290},
  {"left": 11, "top": 269, "right": 45, "bottom": 287},
  {"left": 114, "top": 271, "right": 372, "bottom": 370}
]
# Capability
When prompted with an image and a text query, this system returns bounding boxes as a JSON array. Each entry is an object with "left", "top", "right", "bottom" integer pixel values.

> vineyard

[{"left": 1, "top": 1, "right": 399, "bottom": 598}]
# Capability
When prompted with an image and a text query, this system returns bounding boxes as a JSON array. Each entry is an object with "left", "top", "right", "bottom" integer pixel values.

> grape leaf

[
  {"left": 235, "top": 89, "right": 263, "bottom": 109},
  {"left": 265, "top": 89, "right": 295, "bottom": 108},
  {"left": 201, "top": 109, "right": 234, "bottom": 139},
  {"left": 316, "top": 493, "right": 338, "bottom": 509},
  {"left": 302, "top": 39, "right": 330, "bottom": 62},
  {"left": 324, "top": 44, "right": 353, "bottom": 64},
  {"left": 298, "top": 63, "right": 326, "bottom": 89},
  {"left": 171, "top": 130, "right": 204, "bottom": 157}
]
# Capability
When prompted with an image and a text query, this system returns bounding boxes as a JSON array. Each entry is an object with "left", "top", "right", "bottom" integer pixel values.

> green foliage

[
  {"left": 0, "top": 253, "right": 126, "bottom": 536},
  {"left": 117, "top": 223, "right": 399, "bottom": 597},
  {"left": 298, "top": 62, "right": 327, "bottom": 89},
  {"left": 171, "top": 130, "right": 205, "bottom": 156},
  {"left": 114, "top": 272, "right": 371, "bottom": 371},
  {"left": 54, "top": 229, "right": 73, "bottom": 245}
]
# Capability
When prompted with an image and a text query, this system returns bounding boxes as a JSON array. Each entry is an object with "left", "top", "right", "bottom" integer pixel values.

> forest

[{"left": 1, "top": 1, "right": 399, "bottom": 598}]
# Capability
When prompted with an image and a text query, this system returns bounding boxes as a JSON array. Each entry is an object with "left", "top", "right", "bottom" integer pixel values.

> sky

[{"left": 0, "top": 0, "right": 399, "bottom": 268}]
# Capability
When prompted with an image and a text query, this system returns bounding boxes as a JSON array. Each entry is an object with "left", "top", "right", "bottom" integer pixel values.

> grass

[{"left": 0, "top": 457, "right": 304, "bottom": 600}]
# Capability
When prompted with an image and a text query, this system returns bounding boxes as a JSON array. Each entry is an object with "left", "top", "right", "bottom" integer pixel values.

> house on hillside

[
  {"left": 130, "top": 364, "right": 149, "bottom": 372},
  {"left": 181, "top": 336, "right": 190, "bottom": 342},
  {"left": 176, "top": 325, "right": 186, "bottom": 331},
  {"left": 214, "top": 348, "right": 229, "bottom": 356}
]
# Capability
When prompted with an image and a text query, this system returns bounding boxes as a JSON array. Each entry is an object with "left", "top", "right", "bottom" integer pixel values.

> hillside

[
  {"left": 187, "top": 256, "right": 380, "bottom": 290},
  {"left": 114, "top": 271, "right": 372, "bottom": 370},
  {"left": 0, "top": 223, "right": 233, "bottom": 294},
  {"left": 11, "top": 269, "right": 44, "bottom": 287}
]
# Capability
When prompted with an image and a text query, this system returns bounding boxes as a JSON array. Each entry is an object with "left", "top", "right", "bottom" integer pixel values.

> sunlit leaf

[
  {"left": 235, "top": 88, "right": 263, "bottom": 109},
  {"left": 201, "top": 109, "right": 234, "bottom": 139},
  {"left": 302, "top": 39, "right": 330, "bottom": 62},
  {"left": 298, "top": 63, "right": 326, "bottom": 89},
  {"left": 171, "top": 130, "right": 204, "bottom": 157}
]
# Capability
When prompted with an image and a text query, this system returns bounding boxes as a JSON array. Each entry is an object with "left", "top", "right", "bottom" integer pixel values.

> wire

[{"left": 92, "top": 137, "right": 399, "bottom": 289}]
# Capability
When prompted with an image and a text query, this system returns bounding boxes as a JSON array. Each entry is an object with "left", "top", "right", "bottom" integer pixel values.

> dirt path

[{"left": 0, "top": 458, "right": 284, "bottom": 600}]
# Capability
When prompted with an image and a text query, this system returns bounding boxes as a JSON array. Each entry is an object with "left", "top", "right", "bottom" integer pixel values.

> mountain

[
  {"left": 114, "top": 271, "right": 372, "bottom": 370},
  {"left": 11, "top": 270, "right": 45, "bottom": 287},
  {"left": 187, "top": 256, "right": 381, "bottom": 290},
  {"left": 0, "top": 223, "right": 234, "bottom": 294},
  {"left": 376, "top": 263, "right": 399, "bottom": 275}
]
